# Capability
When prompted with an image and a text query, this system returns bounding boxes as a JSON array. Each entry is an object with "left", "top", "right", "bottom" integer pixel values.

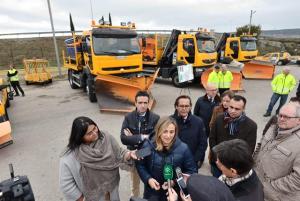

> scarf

[
  {"left": 219, "top": 169, "right": 253, "bottom": 186},
  {"left": 224, "top": 112, "right": 246, "bottom": 135},
  {"left": 75, "top": 131, "right": 129, "bottom": 201}
]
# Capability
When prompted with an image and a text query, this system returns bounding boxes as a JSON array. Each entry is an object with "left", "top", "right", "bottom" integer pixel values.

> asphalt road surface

[{"left": 0, "top": 65, "right": 299, "bottom": 201}]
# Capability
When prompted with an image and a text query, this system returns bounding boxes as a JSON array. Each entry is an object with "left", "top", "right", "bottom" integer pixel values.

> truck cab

[
  {"left": 176, "top": 32, "right": 217, "bottom": 77},
  {"left": 224, "top": 35, "right": 258, "bottom": 62},
  {"left": 84, "top": 28, "right": 143, "bottom": 75}
]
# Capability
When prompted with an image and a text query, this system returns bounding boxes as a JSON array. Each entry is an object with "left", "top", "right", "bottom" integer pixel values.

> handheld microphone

[
  {"left": 175, "top": 167, "right": 183, "bottom": 179},
  {"left": 163, "top": 164, "right": 173, "bottom": 189},
  {"left": 175, "top": 167, "right": 190, "bottom": 198}
]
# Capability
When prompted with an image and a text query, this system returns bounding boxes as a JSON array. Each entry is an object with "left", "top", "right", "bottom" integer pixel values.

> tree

[{"left": 236, "top": 25, "right": 262, "bottom": 37}]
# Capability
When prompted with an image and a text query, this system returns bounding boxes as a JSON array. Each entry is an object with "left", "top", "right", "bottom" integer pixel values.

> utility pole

[
  {"left": 249, "top": 10, "right": 256, "bottom": 34},
  {"left": 89, "top": 0, "right": 94, "bottom": 20},
  {"left": 47, "top": 0, "right": 62, "bottom": 77}
]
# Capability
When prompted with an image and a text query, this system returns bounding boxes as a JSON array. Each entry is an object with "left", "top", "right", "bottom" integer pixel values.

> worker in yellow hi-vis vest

[
  {"left": 207, "top": 64, "right": 221, "bottom": 89},
  {"left": 218, "top": 64, "right": 233, "bottom": 95},
  {"left": 7, "top": 64, "right": 25, "bottom": 97},
  {"left": 263, "top": 67, "right": 296, "bottom": 117}
]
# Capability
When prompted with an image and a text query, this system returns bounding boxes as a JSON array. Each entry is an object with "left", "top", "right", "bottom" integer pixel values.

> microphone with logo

[
  {"left": 163, "top": 164, "right": 173, "bottom": 189},
  {"left": 175, "top": 167, "right": 190, "bottom": 199}
]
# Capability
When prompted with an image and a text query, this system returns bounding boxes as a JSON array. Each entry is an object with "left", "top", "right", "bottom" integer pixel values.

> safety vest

[
  {"left": 218, "top": 71, "right": 233, "bottom": 89},
  {"left": 271, "top": 73, "right": 296, "bottom": 95},
  {"left": 8, "top": 69, "right": 19, "bottom": 82},
  {"left": 207, "top": 71, "right": 219, "bottom": 88}
]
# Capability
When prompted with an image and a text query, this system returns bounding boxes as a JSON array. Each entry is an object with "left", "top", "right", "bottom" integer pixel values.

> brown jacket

[
  {"left": 254, "top": 124, "right": 300, "bottom": 201},
  {"left": 209, "top": 105, "right": 225, "bottom": 129}
]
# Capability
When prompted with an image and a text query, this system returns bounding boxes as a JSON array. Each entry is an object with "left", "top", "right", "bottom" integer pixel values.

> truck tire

[
  {"left": 171, "top": 72, "right": 186, "bottom": 88},
  {"left": 68, "top": 70, "right": 78, "bottom": 89},
  {"left": 277, "top": 60, "right": 283, "bottom": 65},
  {"left": 6, "top": 98, "right": 10, "bottom": 108},
  {"left": 86, "top": 77, "right": 97, "bottom": 103}
]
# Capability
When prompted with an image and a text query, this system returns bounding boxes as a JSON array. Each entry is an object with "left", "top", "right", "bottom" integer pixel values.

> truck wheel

[
  {"left": 68, "top": 70, "right": 78, "bottom": 89},
  {"left": 6, "top": 98, "right": 10, "bottom": 108},
  {"left": 86, "top": 78, "right": 97, "bottom": 103},
  {"left": 172, "top": 72, "right": 185, "bottom": 88},
  {"left": 277, "top": 60, "right": 283, "bottom": 65},
  {"left": 5, "top": 107, "right": 9, "bottom": 120}
]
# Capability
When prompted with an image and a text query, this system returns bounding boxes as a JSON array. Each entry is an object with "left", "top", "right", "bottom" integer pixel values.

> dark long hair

[{"left": 64, "top": 116, "right": 99, "bottom": 154}]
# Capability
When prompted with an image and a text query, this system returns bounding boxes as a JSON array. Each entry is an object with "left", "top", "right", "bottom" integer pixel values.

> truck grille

[
  {"left": 202, "top": 59, "right": 216, "bottom": 64},
  {"left": 102, "top": 66, "right": 140, "bottom": 71},
  {"left": 244, "top": 56, "right": 256, "bottom": 59}
]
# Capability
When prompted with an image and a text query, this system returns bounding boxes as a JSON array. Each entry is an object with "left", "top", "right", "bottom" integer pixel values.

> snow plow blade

[
  {"left": 241, "top": 60, "right": 275, "bottom": 79},
  {"left": 95, "top": 69, "right": 159, "bottom": 113},
  {"left": 201, "top": 68, "right": 243, "bottom": 91}
]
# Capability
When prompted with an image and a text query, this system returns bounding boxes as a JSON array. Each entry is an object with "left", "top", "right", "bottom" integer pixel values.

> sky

[{"left": 0, "top": 0, "right": 299, "bottom": 35}]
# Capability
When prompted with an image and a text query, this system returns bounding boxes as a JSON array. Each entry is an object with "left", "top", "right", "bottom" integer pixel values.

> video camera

[{"left": 0, "top": 164, "right": 35, "bottom": 201}]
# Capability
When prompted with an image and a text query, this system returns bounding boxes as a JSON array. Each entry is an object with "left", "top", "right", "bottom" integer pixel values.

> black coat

[
  {"left": 171, "top": 112, "right": 207, "bottom": 162},
  {"left": 227, "top": 171, "right": 264, "bottom": 201},
  {"left": 120, "top": 109, "right": 159, "bottom": 150},
  {"left": 187, "top": 174, "right": 236, "bottom": 201},
  {"left": 209, "top": 114, "right": 257, "bottom": 153},
  {"left": 194, "top": 94, "right": 220, "bottom": 136}
]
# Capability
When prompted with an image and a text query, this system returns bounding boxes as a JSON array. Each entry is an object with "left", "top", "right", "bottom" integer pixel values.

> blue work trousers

[{"left": 267, "top": 93, "right": 288, "bottom": 114}]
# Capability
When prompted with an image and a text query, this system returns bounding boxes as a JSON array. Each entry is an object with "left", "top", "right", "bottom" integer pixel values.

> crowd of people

[{"left": 59, "top": 65, "right": 300, "bottom": 201}]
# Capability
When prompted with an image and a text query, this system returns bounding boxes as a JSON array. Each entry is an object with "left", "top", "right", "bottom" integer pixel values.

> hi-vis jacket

[
  {"left": 7, "top": 69, "right": 19, "bottom": 82},
  {"left": 218, "top": 71, "right": 233, "bottom": 89},
  {"left": 207, "top": 71, "right": 219, "bottom": 88},
  {"left": 271, "top": 73, "right": 296, "bottom": 95}
]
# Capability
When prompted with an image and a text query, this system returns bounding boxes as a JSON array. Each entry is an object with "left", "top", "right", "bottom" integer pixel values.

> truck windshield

[
  {"left": 197, "top": 39, "right": 215, "bottom": 53},
  {"left": 92, "top": 36, "right": 141, "bottom": 55},
  {"left": 240, "top": 40, "right": 257, "bottom": 51}
]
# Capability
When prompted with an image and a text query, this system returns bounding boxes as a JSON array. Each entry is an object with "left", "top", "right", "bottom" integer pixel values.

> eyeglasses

[
  {"left": 277, "top": 114, "right": 299, "bottom": 120},
  {"left": 177, "top": 105, "right": 191, "bottom": 108}
]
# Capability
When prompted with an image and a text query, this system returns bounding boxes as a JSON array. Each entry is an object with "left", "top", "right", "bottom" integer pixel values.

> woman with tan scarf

[{"left": 59, "top": 116, "right": 137, "bottom": 201}]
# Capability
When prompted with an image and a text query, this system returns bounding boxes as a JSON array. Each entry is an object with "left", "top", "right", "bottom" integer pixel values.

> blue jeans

[{"left": 267, "top": 93, "right": 288, "bottom": 114}]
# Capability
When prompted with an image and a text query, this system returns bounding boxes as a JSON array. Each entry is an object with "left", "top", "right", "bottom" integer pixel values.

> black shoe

[
  {"left": 15, "top": 94, "right": 20, "bottom": 96},
  {"left": 263, "top": 112, "right": 271, "bottom": 117},
  {"left": 22, "top": 94, "right": 25, "bottom": 97}
]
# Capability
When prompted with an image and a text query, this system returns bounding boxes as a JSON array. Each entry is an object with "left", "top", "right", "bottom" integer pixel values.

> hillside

[{"left": 261, "top": 28, "right": 300, "bottom": 38}]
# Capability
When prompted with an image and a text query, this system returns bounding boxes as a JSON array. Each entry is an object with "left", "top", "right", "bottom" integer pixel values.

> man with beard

[{"left": 209, "top": 95, "right": 257, "bottom": 177}]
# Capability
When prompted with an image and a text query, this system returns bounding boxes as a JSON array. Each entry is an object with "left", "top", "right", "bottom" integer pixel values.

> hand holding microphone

[{"left": 175, "top": 167, "right": 190, "bottom": 199}]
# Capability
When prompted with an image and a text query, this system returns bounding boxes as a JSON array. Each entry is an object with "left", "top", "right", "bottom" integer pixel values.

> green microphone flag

[{"left": 163, "top": 164, "right": 173, "bottom": 181}]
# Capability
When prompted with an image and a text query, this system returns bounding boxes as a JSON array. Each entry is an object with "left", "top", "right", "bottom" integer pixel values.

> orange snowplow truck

[
  {"left": 216, "top": 33, "right": 274, "bottom": 79},
  {"left": 0, "top": 78, "right": 13, "bottom": 148},
  {"left": 63, "top": 20, "right": 158, "bottom": 113},
  {"left": 140, "top": 29, "right": 217, "bottom": 87}
]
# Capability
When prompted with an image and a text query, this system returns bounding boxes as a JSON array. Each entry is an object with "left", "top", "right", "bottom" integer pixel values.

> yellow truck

[
  {"left": 216, "top": 33, "right": 258, "bottom": 63},
  {"left": 0, "top": 79, "right": 13, "bottom": 148},
  {"left": 255, "top": 52, "right": 291, "bottom": 65},
  {"left": 216, "top": 33, "right": 274, "bottom": 79},
  {"left": 63, "top": 20, "right": 158, "bottom": 112},
  {"left": 140, "top": 29, "right": 217, "bottom": 87}
]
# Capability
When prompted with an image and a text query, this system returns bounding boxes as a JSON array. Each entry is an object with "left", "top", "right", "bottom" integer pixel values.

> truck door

[
  {"left": 82, "top": 36, "right": 93, "bottom": 68},
  {"left": 182, "top": 38, "right": 195, "bottom": 63},
  {"left": 229, "top": 41, "right": 239, "bottom": 59}
]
